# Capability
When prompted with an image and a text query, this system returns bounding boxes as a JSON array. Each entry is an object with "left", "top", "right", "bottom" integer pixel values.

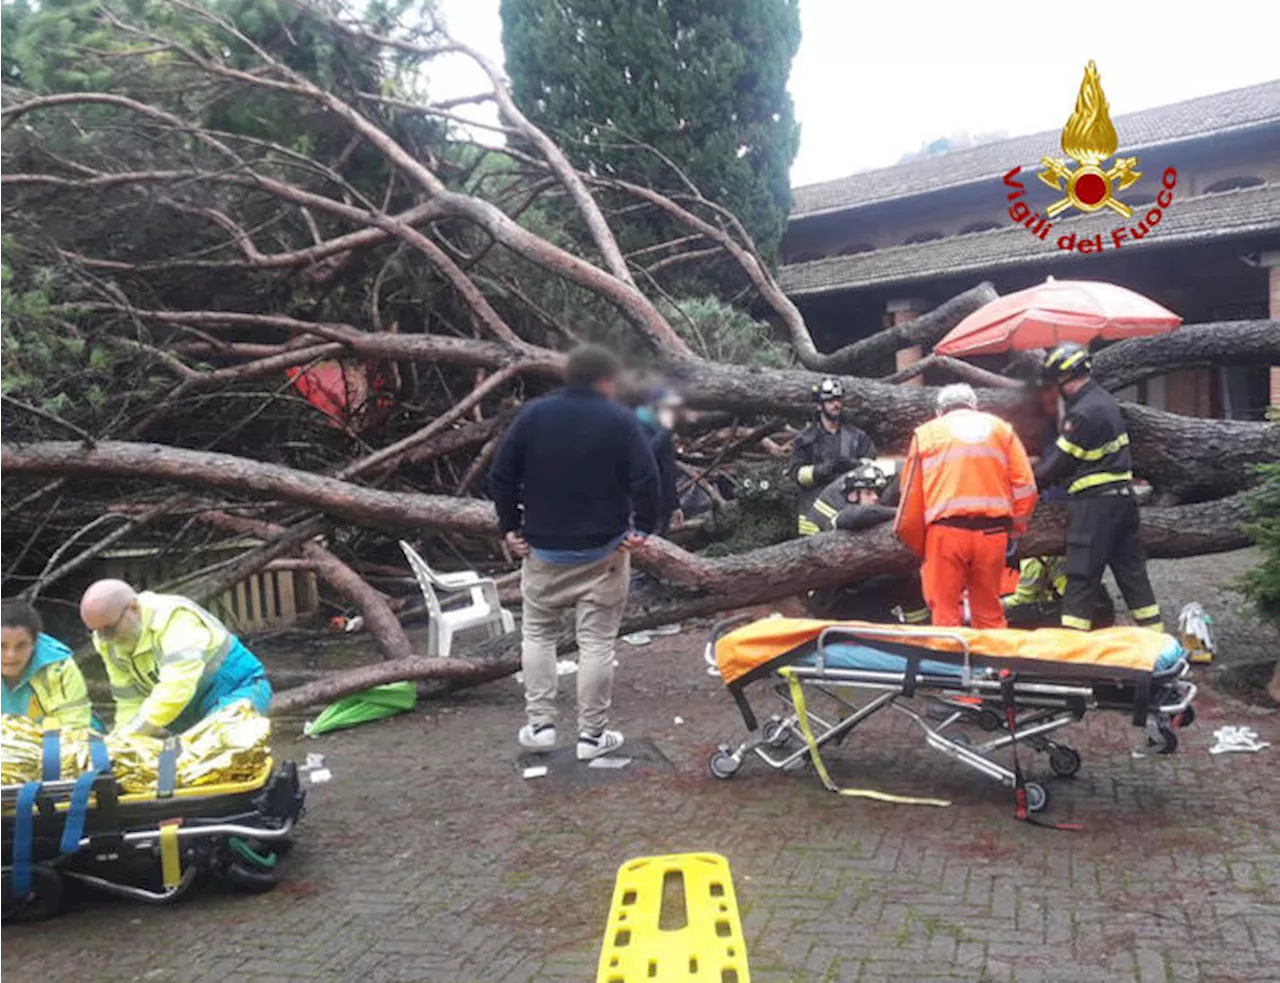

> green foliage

[
  {"left": 662, "top": 296, "right": 793, "bottom": 368},
  {"left": 500, "top": 0, "right": 801, "bottom": 284},
  {"left": 702, "top": 463, "right": 795, "bottom": 557},
  {"left": 1239, "top": 454, "right": 1280, "bottom": 623}
]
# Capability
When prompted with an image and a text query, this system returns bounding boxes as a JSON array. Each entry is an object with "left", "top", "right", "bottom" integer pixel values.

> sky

[{"left": 428, "top": 0, "right": 1280, "bottom": 189}]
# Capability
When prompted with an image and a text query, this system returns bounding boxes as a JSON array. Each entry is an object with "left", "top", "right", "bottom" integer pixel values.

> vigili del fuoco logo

[{"left": 1002, "top": 61, "right": 1178, "bottom": 254}]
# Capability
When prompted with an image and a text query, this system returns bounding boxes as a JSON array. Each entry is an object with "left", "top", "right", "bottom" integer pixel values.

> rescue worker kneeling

[
  {"left": 895, "top": 384, "right": 1037, "bottom": 629},
  {"left": 1001, "top": 556, "right": 1117, "bottom": 630},
  {"left": 2, "top": 598, "right": 95, "bottom": 729},
  {"left": 798, "top": 460, "right": 894, "bottom": 536},
  {"left": 79, "top": 579, "right": 271, "bottom": 736}
]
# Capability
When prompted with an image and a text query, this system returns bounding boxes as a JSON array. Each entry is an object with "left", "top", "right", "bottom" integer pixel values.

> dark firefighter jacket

[
  {"left": 1034, "top": 380, "right": 1133, "bottom": 496},
  {"left": 798, "top": 475, "right": 895, "bottom": 537},
  {"left": 787, "top": 421, "right": 876, "bottom": 516}
]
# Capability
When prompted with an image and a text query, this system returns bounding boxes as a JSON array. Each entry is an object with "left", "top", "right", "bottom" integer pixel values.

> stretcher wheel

[
  {"left": 1024, "top": 782, "right": 1049, "bottom": 814},
  {"left": 761, "top": 719, "right": 792, "bottom": 749},
  {"left": 708, "top": 749, "right": 742, "bottom": 780},
  {"left": 2, "top": 866, "right": 64, "bottom": 924},
  {"left": 1148, "top": 724, "right": 1178, "bottom": 755},
  {"left": 1048, "top": 746, "right": 1082, "bottom": 778},
  {"left": 977, "top": 709, "right": 1003, "bottom": 732}
]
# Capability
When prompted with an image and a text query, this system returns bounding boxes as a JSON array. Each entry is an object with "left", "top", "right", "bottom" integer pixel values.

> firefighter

[
  {"left": 1034, "top": 342, "right": 1163, "bottom": 631},
  {"left": 788, "top": 378, "right": 876, "bottom": 534},
  {"left": 800, "top": 463, "right": 930, "bottom": 623},
  {"left": 894, "top": 384, "right": 1038, "bottom": 628},
  {"left": 798, "top": 460, "right": 893, "bottom": 536}
]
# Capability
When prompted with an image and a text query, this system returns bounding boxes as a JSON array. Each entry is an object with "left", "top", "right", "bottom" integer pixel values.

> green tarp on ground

[{"left": 304, "top": 682, "right": 417, "bottom": 737}]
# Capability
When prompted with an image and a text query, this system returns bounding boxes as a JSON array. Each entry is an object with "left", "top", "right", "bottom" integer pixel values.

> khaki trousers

[{"left": 520, "top": 549, "right": 630, "bottom": 734}]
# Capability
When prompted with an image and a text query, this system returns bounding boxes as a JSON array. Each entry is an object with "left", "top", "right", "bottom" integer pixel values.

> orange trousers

[{"left": 922, "top": 524, "right": 1009, "bottom": 629}]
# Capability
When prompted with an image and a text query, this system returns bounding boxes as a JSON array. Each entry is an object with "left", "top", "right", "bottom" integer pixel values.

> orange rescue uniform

[{"left": 894, "top": 408, "right": 1038, "bottom": 628}]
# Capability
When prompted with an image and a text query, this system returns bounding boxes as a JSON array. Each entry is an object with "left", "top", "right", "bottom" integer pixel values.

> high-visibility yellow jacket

[
  {"left": 92, "top": 592, "right": 235, "bottom": 734},
  {"left": 894, "top": 409, "right": 1038, "bottom": 557},
  {"left": 1002, "top": 556, "right": 1067, "bottom": 610},
  {"left": 0, "top": 633, "right": 93, "bottom": 729}
]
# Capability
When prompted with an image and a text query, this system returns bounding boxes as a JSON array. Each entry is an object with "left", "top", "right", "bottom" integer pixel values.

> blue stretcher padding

[{"left": 806, "top": 636, "right": 1183, "bottom": 677}]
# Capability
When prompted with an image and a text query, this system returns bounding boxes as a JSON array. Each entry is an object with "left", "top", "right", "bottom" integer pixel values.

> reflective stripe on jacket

[
  {"left": 1002, "top": 556, "right": 1067, "bottom": 609},
  {"left": 0, "top": 633, "right": 93, "bottom": 729},
  {"left": 893, "top": 409, "right": 1038, "bottom": 557},
  {"left": 93, "top": 592, "right": 235, "bottom": 733},
  {"left": 1034, "top": 380, "right": 1134, "bottom": 496}
]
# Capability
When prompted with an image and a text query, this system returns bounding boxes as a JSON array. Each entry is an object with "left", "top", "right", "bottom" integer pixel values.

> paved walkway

[{"left": 4, "top": 628, "right": 1278, "bottom": 982}]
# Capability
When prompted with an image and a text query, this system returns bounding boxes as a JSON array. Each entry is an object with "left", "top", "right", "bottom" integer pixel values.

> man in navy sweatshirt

[{"left": 489, "top": 345, "right": 660, "bottom": 760}]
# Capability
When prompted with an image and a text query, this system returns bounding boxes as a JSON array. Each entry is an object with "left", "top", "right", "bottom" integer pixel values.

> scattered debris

[
  {"left": 1210, "top": 726, "right": 1271, "bottom": 755},
  {"left": 622, "top": 632, "right": 653, "bottom": 646},
  {"left": 587, "top": 756, "right": 632, "bottom": 770},
  {"left": 523, "top": 765, "right": 549, "bottom": 779},
  {"left": 674, "top": 716, "right": 684, "bottom": 725}
]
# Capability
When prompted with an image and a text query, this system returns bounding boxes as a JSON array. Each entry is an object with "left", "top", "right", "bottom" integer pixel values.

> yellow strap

[
  {"left": 159, "top": 821, "right": 182, "bottom": 889},
  {"left": 779, "top": 668, "right": 950, "bottom": 808}
]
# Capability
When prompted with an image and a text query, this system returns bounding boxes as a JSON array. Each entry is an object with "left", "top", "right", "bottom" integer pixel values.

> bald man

[{"left": 80, "top": 580, "right": 271, "bottom": 736}]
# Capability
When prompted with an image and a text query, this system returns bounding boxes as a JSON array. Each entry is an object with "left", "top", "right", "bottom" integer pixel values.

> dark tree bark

[{"left": 1093, "top": 320, "right": 1280, "bottom": 391}]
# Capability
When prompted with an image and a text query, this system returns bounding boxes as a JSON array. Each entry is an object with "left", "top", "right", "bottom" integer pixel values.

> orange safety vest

[{"left": 894, "top": 409, "right": 1038, "bottom": 557}]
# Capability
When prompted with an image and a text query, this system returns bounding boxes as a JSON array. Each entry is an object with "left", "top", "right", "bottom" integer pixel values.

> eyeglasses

[{"left": 97, "top": 607, "right": 131, "bottom": 640}]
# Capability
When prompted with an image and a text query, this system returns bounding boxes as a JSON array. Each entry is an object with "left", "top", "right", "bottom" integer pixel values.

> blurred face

[
  {"left": 820, "top": 397, "right": 842, "bottom": 421},
  {"left": 656, "top": 405, "right": 678, "bottom": 431},
  {"left": 1, "top": 626, "right": 35, "bottom": 681},
  {"left": 84, "top": 599, "right": 143, "bottom": 648},
  {"left": 595, "top": 375, "right": 619, "bottom": 401},
  {"left": 847, "top": 488, "right": 879, "bottom": 506}
]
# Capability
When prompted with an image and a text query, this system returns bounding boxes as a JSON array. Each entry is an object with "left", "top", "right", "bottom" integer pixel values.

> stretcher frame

[
  {"left": 706, "top": 618, "right": 1197, "bottom": 813},
  {"left": 2, "top": 758, "right": 304, "bottom": 917}
]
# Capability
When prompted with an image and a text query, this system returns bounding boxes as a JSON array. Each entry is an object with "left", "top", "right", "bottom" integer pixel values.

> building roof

[
  {"left": 777, "top": 183, "right": 1280, "bottom": 296},
  {"left": 791, "top": 80, "right": 1280, "bottom": 219}
]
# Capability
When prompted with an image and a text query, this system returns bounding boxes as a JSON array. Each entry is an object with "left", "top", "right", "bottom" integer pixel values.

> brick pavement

[{"left": 3, "top": 628, "right": 1278, "bottom": 982}]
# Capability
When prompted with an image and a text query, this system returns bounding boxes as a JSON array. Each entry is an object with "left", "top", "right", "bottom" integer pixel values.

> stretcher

[
  {"left": 2, "top": 755, "right": 305, "bottom": 922},
  {"left": 704, "top": 617, "right": 1196, "bottom": 818}
]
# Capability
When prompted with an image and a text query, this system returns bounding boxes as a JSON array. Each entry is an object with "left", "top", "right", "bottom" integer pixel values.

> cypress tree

[{"left": 500, "top": 0, "right": 801, "bottom": 280}]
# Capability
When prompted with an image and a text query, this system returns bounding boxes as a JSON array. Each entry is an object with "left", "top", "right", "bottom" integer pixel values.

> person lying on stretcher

[
  {"left": 79, "top": 580, "right": 271, "bottom": 737},
  {"left": 2, "top": 599, "right": 97, "bottom": 730}
]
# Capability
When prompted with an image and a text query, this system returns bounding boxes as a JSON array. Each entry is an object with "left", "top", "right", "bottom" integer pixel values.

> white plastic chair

[{"left": 399, "top": 541, "right": 515, "bottom": 657}]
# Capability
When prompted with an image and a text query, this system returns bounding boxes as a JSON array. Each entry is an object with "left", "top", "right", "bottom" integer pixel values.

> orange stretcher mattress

[{"left": 716, "top": 618, "right": 1177, "bottom": 688}]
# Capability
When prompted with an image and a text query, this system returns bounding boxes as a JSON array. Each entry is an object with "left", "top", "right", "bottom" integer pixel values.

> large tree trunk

[
  {"left": 270, "top": 493, "right": 1252, "bottom": 711},
  {"left": 1092, "top": 320, "right": 1280, "bottom": 391}
]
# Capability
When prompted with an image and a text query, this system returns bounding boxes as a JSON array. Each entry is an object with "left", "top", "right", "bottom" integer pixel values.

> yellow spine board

[{"left": 596, "top": 852, "right": 750, "bottom": 983}]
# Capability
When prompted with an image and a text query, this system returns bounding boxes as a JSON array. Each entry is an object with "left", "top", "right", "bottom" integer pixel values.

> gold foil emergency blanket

[{"left": 2, "top": 700, "right": 270, "bottom": 793}]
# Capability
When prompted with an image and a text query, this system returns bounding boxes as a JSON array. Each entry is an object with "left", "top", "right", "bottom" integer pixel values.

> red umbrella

[{"left": 934, "top": 278, "right": 1182, "bottom": 358}]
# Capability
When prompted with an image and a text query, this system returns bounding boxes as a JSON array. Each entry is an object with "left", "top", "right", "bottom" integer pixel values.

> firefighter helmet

[
  {"left": 1042, "top": 342, "right": 1092, "bottom": 383},
  {"left": 812, "top": 377, "right": 844, "bottom": 402},
  {"left": 842, "top": 460, "right": 887, "bottom": 495}
]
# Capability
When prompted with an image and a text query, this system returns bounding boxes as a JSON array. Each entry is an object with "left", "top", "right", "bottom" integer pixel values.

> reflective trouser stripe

[
  {"left": 1062, "top": 614, "right": 1092, "bottom": 630},
  {"left": 1131, "top": 604, "right": 1161, "bottom": 621},
  {"left": 1068, "top": 471, "right": 1132, "bottom": 495}
]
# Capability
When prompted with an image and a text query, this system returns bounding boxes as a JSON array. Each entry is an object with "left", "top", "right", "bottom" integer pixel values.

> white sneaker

[
  {"left": 577, "top": 729, "right": 625, "bottom": 760},
  {"left": 518, "top": 723, "right": 557, "bottom": 749}
]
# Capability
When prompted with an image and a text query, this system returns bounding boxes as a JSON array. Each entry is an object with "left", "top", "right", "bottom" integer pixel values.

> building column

[
  {"left": 1265, "top": 252, "right": 1280, "bottom": 410},
  {"left": 887, "top": 297, "right": 929, "bottom": 387}
]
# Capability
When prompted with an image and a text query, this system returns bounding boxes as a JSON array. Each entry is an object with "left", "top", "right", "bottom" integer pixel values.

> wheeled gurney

[
  {"left": 2, "top": 757, "right": 305, "bottom": 922},
  {"left": 705, "top": 617, "right": 1196, "bottom": 816}
]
